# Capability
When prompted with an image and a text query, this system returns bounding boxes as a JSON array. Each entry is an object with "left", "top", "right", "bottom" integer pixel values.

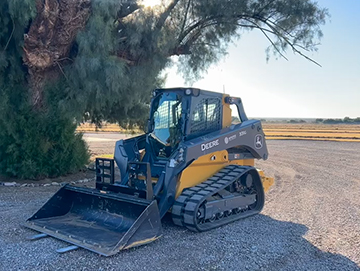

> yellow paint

[
  {"left": 230, "top": 159, "right": 255, "bottom": 167},
  {"left": 137, "top": 175, "right": 158, "bottom": 182},
  {"left": 257, "top": 170, "right": 274, "bottom": 192},
  {"left": 176, "top": 150, "right": 274, "bottom": 197},
  {"left": 139, "top": 149, "right": 146, "bottom": 161},
  {"left": 262, "top": 123, "right": 360, "bottom": 142},
  {"left": 267, "top": 137, "right": 360, "bottom": 142},
  {"left": 123, "top": 236, "right": 161, "bottom": 250},
  {"left": 222, "top": 94, "right": 232, "bottom": 128},
  {"left": 97, "top": 154, "right": 114, "bottom": 158},
  {"left": 265, "top": 131, "right": 360, "bottom": 138},
  {"left": 176, "top": 150, "right": 255, "bottom": 198}
]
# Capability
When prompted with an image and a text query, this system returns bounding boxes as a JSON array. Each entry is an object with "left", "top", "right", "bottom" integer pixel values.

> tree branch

[
  {"left": 3, "top": 18, "right": 15, "bottom": 52},
  {"left": 255, "top": 0, "right": 277, "bottom": 17},
  {"left": 245, "top": 19, "right": 288, "bottom": 60},
  {"left": 118, "top": 2, "right": 139, "bottom": 19},
  {"left": 179, "top": 0, "right": 191, "bottom": 35},
  {"left": 255, "top": 16, "right": 322, "bottom": 66},
  {"left": 116, "top": 3, "right": 323, "bottom": 66},
  {"left": 155, "top": 0, "right": 180, "bottom": 31}
]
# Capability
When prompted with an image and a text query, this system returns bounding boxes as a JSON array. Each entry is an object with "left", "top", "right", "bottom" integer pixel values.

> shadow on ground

[{"left": 158, "top": 213, "right": 359, "bottom": 270}]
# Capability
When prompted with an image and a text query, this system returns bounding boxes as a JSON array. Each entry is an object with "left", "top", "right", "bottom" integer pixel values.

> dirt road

[{"left": 0, "top": 139, "right": 359, "bottom": 270}]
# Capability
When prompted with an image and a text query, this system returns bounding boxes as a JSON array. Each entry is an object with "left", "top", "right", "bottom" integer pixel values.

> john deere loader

[{"left": 25, "top": 88, "right": 274, "bottom": 256}]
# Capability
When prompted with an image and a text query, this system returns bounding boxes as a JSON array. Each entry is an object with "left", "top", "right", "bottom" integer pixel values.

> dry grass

[
  {"left": 263, "top": 123, "right": 360, "bottom": 142},
  {"left": 77, "top": 122, "right": 360, "bottom": 142},
  {"left": 77, "top": 123, "right": 142, "bottom": 134}
]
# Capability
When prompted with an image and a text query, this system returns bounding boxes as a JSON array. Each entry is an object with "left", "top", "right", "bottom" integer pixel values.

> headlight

[{"left": 185, "top": 89, "right": 192, "bottom": 95}]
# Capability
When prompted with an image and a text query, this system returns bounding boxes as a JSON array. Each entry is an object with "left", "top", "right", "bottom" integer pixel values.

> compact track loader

[{"left": 25, "top": 88, "right": 274, "bottom": 256}]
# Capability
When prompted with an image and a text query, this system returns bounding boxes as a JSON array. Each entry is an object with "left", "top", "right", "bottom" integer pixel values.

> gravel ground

[{"left": 0, "top": 140, "right": 359, "bottom": 271}]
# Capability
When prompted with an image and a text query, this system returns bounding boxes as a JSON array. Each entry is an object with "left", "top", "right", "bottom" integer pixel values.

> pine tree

[{"left": 0, "top": 0, "right": 328, "bottom": 179}]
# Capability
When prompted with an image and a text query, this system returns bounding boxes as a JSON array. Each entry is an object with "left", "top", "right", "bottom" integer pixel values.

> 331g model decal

[{"left": 239, "top": 131, "right": 247, "bottom": 137}]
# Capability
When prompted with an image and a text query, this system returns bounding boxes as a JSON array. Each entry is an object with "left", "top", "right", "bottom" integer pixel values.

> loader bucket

[{"left": 25, "top": 185, "right": 162, "bottom": 256}]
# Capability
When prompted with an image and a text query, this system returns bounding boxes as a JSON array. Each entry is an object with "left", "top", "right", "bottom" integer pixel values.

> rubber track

[{"left": 172, "top": 165, "right": 264, "bottom": 232}]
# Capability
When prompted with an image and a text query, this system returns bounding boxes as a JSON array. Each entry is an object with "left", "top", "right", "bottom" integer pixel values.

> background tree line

[{"left": 315, "top": 117, "right": 360, "bottom": 124}]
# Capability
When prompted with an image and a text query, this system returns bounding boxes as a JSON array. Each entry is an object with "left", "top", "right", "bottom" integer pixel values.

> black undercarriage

[{"left": 172, "top": 165, "right": 265, "bottom": 231}]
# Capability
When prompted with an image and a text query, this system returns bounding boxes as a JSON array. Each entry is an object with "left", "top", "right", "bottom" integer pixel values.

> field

[
  {"left": 77, "top": 122, "right": 360, "bottom": 142},
  {"left": 263, "top": 123, "right": 360, "bottom": 142}
]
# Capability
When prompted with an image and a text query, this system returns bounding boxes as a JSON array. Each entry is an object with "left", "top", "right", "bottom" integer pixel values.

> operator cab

[
  {"left": 147, "top": 88, "right": 225, "bottom": 159},
  {"left": 116, "top": 88, "right": 249, "bottom": 184}
]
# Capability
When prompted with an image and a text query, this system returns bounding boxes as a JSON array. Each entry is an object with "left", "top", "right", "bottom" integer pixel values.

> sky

[{"left": 164, "top": 0, "right": 360, "bottom": 119}]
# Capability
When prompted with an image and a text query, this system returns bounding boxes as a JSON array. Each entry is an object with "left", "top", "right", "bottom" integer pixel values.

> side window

[{"left": 190, "top": 98, "right": 221, "bottom": 135}]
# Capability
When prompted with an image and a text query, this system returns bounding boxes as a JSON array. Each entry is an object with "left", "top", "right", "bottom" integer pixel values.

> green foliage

[
  {"left": 342, "top": 117, "right": 360, "bottom": 123},
  {"left": 0, "top": 106, "right": 90, "bottom": 179},
  {"left": 323, "top": 118, "right": 343, "bottom": 124},
  {"left": 61, "top": 1, "right": 166, "bottom": 126},
  {"left": 318, "top": 117, "right": 360, "bottom": 124},
  {"left": 288, "top": 119, "right": 306, "bottom": 124},
  {"left": 0, "top": 1, "right": 89, "bottom": 179}
]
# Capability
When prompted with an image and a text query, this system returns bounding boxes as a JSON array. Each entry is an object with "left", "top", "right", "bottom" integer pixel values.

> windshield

[{"left": 150, "top": 92, "right": 183, "bottom": 156}]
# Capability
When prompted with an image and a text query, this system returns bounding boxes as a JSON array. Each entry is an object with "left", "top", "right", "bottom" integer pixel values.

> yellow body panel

[
  {"left": 176, "top": 154, "right": 274, "bottom": 197},
  {"left": 176, "top": 150, "right": 255, "bottom": 198},
  {"left": 257, "top": 170, "right": 275, "bottom": 193},
  {"left": 222, "top": 94, "right": 232, "bottom": 128}
]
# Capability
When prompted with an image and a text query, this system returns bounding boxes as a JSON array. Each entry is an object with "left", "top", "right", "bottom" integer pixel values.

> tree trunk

[{"left": 23, "top": 0, "right": 91, "bottom": 109}]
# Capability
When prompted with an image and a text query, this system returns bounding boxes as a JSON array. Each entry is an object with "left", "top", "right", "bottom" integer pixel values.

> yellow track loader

[{"left": 25, "top": 88, "right": 274, "bottom": 256}]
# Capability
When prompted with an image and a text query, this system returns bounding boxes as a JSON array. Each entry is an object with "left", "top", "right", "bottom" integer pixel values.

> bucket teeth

[
  {"left": 56, "top": 245, "right": 79, "bottom": 254},
  {"left": 27, "top": 233, "right": 48, "bottom": 241}
]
